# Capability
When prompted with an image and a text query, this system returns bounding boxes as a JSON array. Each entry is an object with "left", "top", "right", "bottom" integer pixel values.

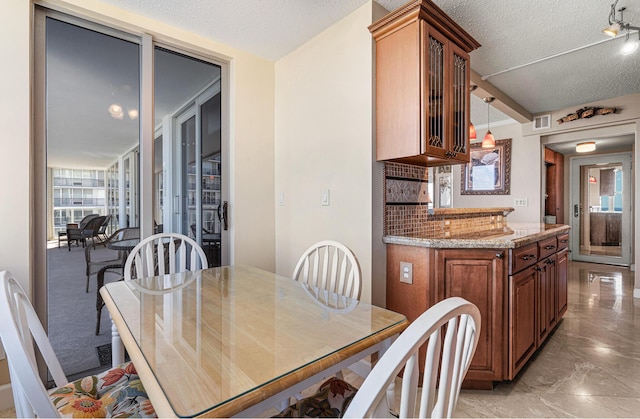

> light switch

[{"left": 321, "top": 189, "right": 330, "bottom": 206}]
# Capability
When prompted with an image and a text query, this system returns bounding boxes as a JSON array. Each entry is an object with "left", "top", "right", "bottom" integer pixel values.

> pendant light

[
  {"left": 469, "top": 123, "right": 477, "bottom": 140},
  {"left": 482, "top": 97, "right": 496, "bottom": 148},
  {"left": 469, "top": 85, "right": 477, "bottom": 140}
]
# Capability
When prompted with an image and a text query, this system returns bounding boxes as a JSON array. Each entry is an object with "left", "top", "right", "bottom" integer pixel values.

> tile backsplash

[{"left": 384, "top": 162, "right": 512, "bottom": 238}]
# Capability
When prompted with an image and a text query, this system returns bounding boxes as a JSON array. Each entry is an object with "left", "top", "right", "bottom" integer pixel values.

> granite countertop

[{"left": 384, "top": 223, "right": 571, "bottom": 249}]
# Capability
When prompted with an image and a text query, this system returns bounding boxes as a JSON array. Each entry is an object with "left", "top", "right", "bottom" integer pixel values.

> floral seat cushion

[
  {"left": 49, "top": 361, "right": 156, "bottom": 418},
  {"left": 274, "top": 377, "right": 358, "bottom": 418}
]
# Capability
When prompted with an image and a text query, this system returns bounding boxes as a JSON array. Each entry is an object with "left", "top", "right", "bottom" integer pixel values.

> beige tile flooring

[
  {"left": 1, "top": 260, "right": 638, "bottom": 418},
  {"left": 454, "top": 260, "right": 640, "bottom": 417}
]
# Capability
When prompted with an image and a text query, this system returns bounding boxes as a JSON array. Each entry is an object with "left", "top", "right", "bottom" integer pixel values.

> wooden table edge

[
  {"left": 212, "top": 317, "right": 409, "bottom": 418},
  {"left": 100, "top": 286, "right": 178, "bottom": 418}
]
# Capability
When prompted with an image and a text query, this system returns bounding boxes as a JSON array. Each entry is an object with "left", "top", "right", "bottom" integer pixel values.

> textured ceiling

[
  {"left": 98, "top": 0, "right": 640, "bottom": 116},
  {"left": 48, "top": 0, "right": 639, "bottom": 168}
]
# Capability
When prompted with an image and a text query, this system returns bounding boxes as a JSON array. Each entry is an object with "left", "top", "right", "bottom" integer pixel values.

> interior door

[{"left": 570, "top": 152, "right": 631, "bottom": 266}]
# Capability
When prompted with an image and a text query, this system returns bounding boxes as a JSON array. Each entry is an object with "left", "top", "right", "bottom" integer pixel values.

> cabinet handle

[
  {"left": 521, "top": 254, "right": 537, "bottom": 261},
  {"left": 495, "top": 252, "right": 504, "bottom": 259},
  {"left": 544, "top": 245, "right": 556, "bottom": 250},
  {"left": 535, "top": 266, "right": 542, "bottom": 272},
  {"left": 560, "top": 239, "right": 568, "bottom": 243}
]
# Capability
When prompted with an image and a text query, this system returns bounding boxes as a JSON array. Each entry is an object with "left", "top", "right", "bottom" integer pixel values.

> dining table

[{"left": 100, "top": 264, "right": 407, "bottom": 418}]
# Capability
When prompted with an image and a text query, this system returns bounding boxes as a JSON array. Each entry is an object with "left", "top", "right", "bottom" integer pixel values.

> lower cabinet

[
  {"left": 556, "top": 248, "right": 568, "bottom": 318},
  {"left": 435, "top": 249, "right": 507, "bottom": 385},
  {"left": 509, "top": 266, "right": 537, "bottom": 379},
  {"left": 386, "top": 232, "right": 569, "bottom": 387}
]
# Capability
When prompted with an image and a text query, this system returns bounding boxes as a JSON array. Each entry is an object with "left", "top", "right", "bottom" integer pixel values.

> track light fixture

[{"left": 603, "top": 1, "right": 640, "bottom": 55}]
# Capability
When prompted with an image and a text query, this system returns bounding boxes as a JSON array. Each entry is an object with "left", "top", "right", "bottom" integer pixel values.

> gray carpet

[{"left": 47, "top": 240, "right": 123, "bottom": 377}]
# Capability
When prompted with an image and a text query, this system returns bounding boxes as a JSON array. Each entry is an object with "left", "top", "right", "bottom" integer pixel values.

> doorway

[
  {"left": 35, "top": 8, "right": 228, "bottom": 379},
  {"left": 570, "top": 152, "right": 631, "bottom": 266}
]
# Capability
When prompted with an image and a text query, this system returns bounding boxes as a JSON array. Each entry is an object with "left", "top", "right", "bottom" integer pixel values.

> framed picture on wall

[{"left": 461, "top": 138, "right": 512, "bottom": 195}]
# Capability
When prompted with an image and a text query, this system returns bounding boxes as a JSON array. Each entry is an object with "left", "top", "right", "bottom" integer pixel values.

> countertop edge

[{"left": 383, "top": 224, "right": 571, "bottom": 249}]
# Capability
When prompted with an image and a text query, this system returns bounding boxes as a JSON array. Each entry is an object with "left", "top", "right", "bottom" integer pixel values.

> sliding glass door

[
  {"left": 153, "top": 48, "right": 223, "bottom": 267},
  {"left": 36, "top": 8, "right": 227, "bottom": 380}
]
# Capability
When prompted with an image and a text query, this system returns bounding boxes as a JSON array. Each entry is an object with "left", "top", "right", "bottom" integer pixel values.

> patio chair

[
  {"left": 96, "top": 214, "right": 112, "bottom": 243},
  {"left": 66, "top": 215, "right": 104, "bottom": 251},
  {"left": 91, "top": 228, "right": 140, "bottom": 335},
  {"left": 0, "top": 270, "right": 156, "bottom": 418},
  {"left": 86, "top": 227, "right": 139, "bottom": 293},
  {"left": 65, "top": 213, "right": 98, "bottom": 250}
]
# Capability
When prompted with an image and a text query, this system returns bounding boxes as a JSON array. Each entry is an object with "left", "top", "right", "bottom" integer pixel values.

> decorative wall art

[{"left": 461, "top": 138, "right": 512, "bottom": 195}]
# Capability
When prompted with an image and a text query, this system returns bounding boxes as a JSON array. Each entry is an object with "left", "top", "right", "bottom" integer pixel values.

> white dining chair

[
  {"left": 0, "top": 270, "right": 156, "bottom": 418},
  {"left": 277, "top": 297, "right": 481, "bottom": 419},
  {"left": 343, "top": 297, "right": 481, "bottom": 418},
  {"left": 124, "top": 232, "right": 208, "bottom": 281},
  {"left": 292, "top": 240, "right": 361, "bottom": 300}
]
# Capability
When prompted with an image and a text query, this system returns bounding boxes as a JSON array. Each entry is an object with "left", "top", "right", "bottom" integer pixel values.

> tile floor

[
  {"left": 454, "top": 260, "right": 640, "bottom": 417},
  {"left": 1, "top": 260, "right": 638, "bottom": 418}
]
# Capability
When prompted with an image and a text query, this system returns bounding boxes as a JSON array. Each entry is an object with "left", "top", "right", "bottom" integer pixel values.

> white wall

[
  {"left": 274, "top": 1, "right": 383, "bottom": 304},
  {"left": 0, "top": 0, "right": 31, "bottom": 390},
  {"left": 452, "top": 123, "right": 541, "bottom": 222}
]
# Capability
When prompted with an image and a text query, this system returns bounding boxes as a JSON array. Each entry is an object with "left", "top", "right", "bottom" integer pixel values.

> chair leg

[
  {"left": 96, "top": 302, "right": 103, "bottom": 335},
  {"left": 86, "top": 275, "right": 90, "bottom": 293}
]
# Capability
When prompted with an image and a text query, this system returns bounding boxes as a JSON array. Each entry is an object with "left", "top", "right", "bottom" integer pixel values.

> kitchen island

[{"left": 384, "top": 221, "right": 570, "bottom": 389}]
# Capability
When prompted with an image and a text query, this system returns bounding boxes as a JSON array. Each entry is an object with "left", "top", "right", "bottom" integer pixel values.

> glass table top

[{"left": 103, "top": 265, "right": 406, "bottom": 417}]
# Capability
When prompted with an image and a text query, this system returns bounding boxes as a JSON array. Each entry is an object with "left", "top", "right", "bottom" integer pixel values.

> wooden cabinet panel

[
  {"left": 509, "top": 267, "right": 537, "bottom": 379},
  {"left": 556, "top": 249, "right": 568, "bottom": 318},
  {"left": 536, "top": 260, "right": 548, "bottom": 344},
  {"left": 510, "top": 243, "right": 538, "bottom": 274},
  {"left": 557, "top": 233, "right": 569, "bottom": 250},
  {"left": 386, "top": 244, "right": 432, "bottom": 324},
  {"left": 436, "top": 249, "right": 506, "bottom": 382},
  {"left": 369, "top": 0, "right": 479, "bottom": 166},
  {"left": 538, "top": 236, "right": 557, "bottom": 260},
  {"left": 537, "top": 256, "right": 557, "bottom": 346}
]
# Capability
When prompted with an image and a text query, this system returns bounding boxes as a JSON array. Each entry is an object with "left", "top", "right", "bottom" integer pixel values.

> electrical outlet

[
  {"left": 514, "top": 198, "right": 528, "bottom": 207},
  {"left": 400, "top": 261, "right": 413, "bottom": 284}
]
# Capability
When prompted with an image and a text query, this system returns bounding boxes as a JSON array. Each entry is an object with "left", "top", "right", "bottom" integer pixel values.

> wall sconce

[{"left": 589, "top": 175, "right": 598, "bottom": 183}]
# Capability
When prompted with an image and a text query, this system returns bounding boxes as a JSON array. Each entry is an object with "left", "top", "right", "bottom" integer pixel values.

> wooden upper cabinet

[{"left": 369, "top": 0, "right": 480, "bottom": 166}]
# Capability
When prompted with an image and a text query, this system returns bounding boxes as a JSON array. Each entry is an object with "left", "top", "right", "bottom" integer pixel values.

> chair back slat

[
  {"left": 343, "top": 297, "right": 481, "bottom": 419},
  {"left": 292, "top": 240, "right": 361, "bottom": 301},
  {"left": 125, "top": 233, "right": 208, "bottom": 282}
]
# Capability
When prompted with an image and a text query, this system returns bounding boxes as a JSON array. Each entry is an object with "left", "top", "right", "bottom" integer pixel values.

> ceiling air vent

[{"left": 533, "top": 114, "right": 551, "bottom": 130}]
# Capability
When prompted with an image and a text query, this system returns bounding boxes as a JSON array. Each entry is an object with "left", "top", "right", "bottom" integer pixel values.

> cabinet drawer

[
  {"left": 557, "top": 233, "right": 569, "bottom": 250},
  {"left": 538, "top": 236, "right": 558, "bottom": 259},
  {"left": 511, "top": 243, "right": 538, "bottom": 274}
]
